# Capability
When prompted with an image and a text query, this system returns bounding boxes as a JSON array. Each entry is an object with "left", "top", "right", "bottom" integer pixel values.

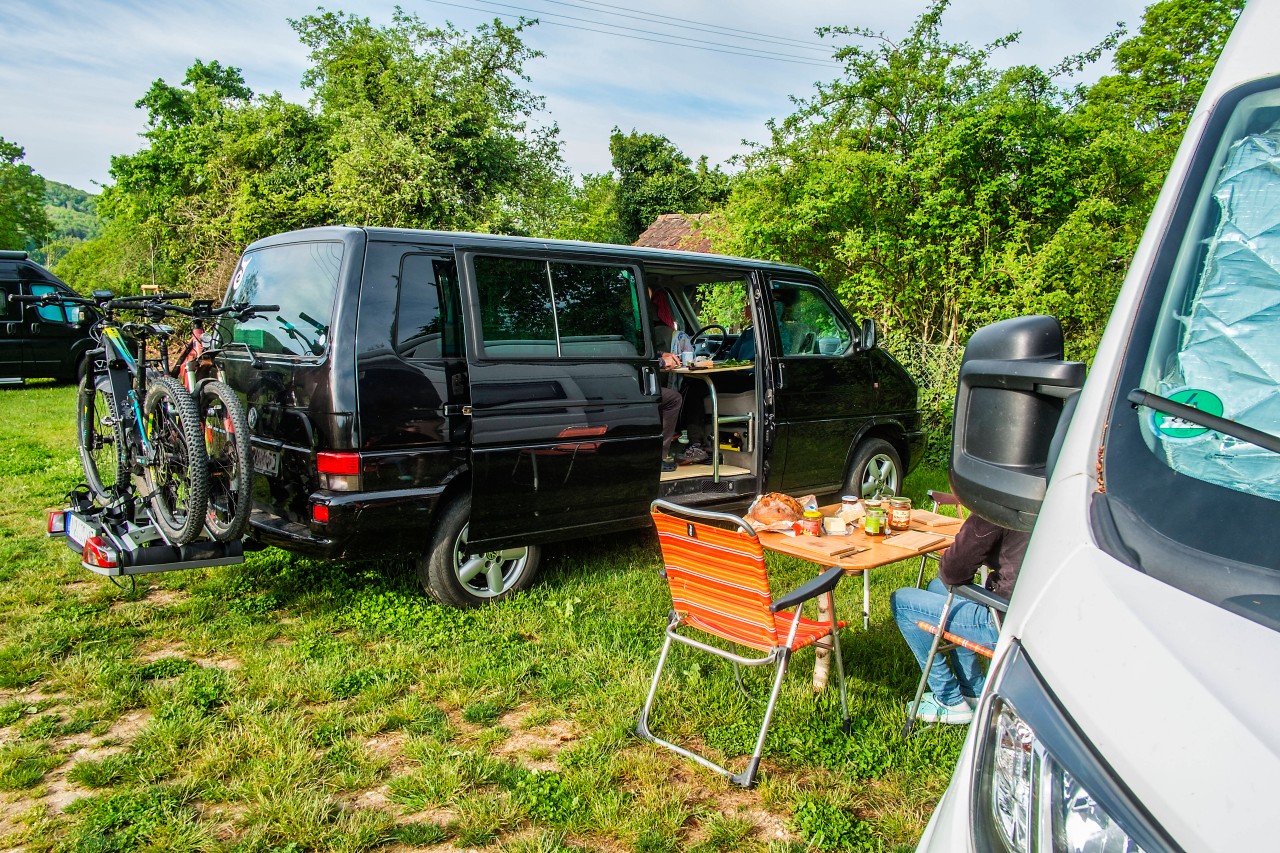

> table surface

[
  {"left": 756, "top": 504, "right": 960, "bottom": 571},
  {"left": 663, "top": 363, "right": 754, "bottom": 374}
]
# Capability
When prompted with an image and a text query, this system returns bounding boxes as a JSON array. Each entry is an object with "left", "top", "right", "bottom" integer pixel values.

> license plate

[
  {"left": 68, "top": 513, "right": 94, "bottom": 548},
  {"left": 252, "top": 446, "right": 281, "bottom": 476}
]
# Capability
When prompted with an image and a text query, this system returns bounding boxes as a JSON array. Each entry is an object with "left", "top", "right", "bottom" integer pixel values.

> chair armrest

[
  {"left": 949, "top": 583, "right": 1009, "bottom": 613},
  {"left": 771, "top": 566, "right": 845, "bottom": 613}
]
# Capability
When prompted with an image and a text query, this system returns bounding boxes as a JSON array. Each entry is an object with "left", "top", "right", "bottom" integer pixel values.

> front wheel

[
  {"left": 846, "top": 438, "right": 903, "bottom": 500},
  {"left": 76, "top": 374, "right": 127, "bottom": 500},
  {"left": 142, "top": 376, "right": 209, "bottom": 544},
  {"left": 199, "top": 381, "right": 252, "bottom": 542},
  {"left": 417, "top": 496, "right": 540, "bottom": 608}
]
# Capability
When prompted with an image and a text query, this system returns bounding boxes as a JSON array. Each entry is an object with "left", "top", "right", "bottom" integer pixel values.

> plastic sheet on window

[{"left": 1159, "top": 126, "right": 1280, "bottom": 501}]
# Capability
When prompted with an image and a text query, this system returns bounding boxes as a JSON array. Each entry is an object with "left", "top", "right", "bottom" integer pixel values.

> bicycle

[
  {"left": 160, "top": 298, "right": 276, "bottom": 542},
  {"left": 12, "top": 289, "right": 211, "bottom": 545}
]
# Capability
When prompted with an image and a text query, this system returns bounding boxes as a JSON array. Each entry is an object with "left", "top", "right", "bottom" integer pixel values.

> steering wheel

[{"left": 691, "top": 324, "right": 728, "bottom": 358}]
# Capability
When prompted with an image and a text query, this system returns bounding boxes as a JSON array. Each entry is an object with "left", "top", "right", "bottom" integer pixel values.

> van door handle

[
  {"left": 30, "top": 322, "right": 40, "bottom": 334},
  {"left": 775, "top": 362, "right": 787, "bottom": 390},
  {"left": 641, "top": 365, "right": 658, "bottom": 395},
  {"left": 1, "top": 322, "right": 17, "bottom": 334}
]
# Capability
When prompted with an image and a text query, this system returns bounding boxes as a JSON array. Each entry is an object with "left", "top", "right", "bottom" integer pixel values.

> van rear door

[{"left": 459, "top": 249, "right": 662, "bottom": 550}]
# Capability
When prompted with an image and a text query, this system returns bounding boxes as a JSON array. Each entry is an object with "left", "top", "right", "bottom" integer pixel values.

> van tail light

[
  {"left": 316, "top": 452, "right": 363, "bottom": 491},
  {"left": 311, "top": 503, "right": 330, "bottom": 524},
  {"left": 82, "top": 536, "right": 119, "bottom": 569}
]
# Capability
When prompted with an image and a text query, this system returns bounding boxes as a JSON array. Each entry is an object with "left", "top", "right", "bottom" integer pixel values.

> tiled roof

[{"left": 633, "top": 213, "right": 712, "bottom": 253}]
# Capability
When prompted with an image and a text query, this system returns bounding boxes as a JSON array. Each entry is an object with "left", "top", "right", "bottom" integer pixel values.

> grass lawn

[{"left": 0, "top": 382, "right": 966, "bottom": 853}]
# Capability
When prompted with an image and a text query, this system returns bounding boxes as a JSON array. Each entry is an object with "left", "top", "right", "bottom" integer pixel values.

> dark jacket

[{"left": 937, "top": 514, "right": 1031, "bottom": 600}]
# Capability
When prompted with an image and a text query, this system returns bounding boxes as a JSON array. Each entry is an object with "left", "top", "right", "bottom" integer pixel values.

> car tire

[
  {"left": 846, "top": 438, "right": 903, "bottom": 499},
  {"left": 416, "top": 495, "right": 540, "bottom": 608}
]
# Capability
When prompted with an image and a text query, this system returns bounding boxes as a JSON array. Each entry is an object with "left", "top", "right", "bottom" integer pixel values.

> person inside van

[
  {"left": 649, "top": 286, "right": 686, "bottom": 473},
  {"left": 889, "top": 515, "right": 1030, "bottom": 724}
]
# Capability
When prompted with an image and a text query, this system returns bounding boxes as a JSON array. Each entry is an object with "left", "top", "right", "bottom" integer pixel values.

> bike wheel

[
  {"left": 199, "top": 380, "right": 252, "bottom": 541},
  {"left": 142, "top": 376, "right": 209, "bottom": 544},
  {"left": 75, "top": 374, "right": 127, "bottom": 500}
]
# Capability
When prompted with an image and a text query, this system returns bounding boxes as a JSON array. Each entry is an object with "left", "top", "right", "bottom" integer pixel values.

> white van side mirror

[{"left": 949, "top": 315, "right": 1086, "bottom": 531}]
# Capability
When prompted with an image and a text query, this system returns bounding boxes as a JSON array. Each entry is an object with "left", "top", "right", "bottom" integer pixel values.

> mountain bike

[
  {"left": 159, "top": 298, "right": 276, "bottom": 542},
  {"left": 12, "top": 289, "right": 211, "bottom": 545}
]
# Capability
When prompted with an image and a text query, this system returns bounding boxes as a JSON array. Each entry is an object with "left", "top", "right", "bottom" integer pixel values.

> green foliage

[
  {"left": 0, "top": 136, "right": 50, "bottom": 251},
  {"left": 610, "top": 129, "right": 729, "bottom": 242},
  {"left": 63, "top": 785, "right": 204, "bottom": 852},
  {"left": 791, "top": 796, "right": 882, "bottom": 852},
  {"left": 717, "top": 0, "right": 1243, "bottom": 358}
]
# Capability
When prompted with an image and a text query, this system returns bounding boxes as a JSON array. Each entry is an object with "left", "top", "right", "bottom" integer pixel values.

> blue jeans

[{"left": 890, "top": 578, "right": 999, "bottom": 707}]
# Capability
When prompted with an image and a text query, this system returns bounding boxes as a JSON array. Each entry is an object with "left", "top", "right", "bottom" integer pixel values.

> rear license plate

[
  {"left": 68, "top": 513, "right": 94, "bottom": 548},
  {"left": 252, "top": 446, "right": 281, "bottom": 476}
]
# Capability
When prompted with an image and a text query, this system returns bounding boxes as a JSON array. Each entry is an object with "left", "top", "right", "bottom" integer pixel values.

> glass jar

[
  {"left": 863, "top": 500, "right": 886, "bottom": 536},
  {"left": 888, "top": 496, "right": 913, "bottom": 531},
  {"left": 800, "top": 509, "right": 824, "bottom": 536}
]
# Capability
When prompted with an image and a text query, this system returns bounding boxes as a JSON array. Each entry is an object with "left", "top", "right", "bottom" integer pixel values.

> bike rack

[{"left": 46, "top": 492, "right": 243, "bottom": 577}]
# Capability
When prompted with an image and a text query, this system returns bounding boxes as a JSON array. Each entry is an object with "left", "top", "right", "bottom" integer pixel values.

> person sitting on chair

[{"left": 889, "top": 514, "right": 1031, "bottom": 724}]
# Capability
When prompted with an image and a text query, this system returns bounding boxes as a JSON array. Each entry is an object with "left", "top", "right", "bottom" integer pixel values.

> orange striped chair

[{"left": 638, "top": 499, "right": 851, "bottom": 787}]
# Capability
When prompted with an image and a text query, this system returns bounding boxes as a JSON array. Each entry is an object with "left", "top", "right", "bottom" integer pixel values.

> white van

[{"left": 918, "top": 3, "right": 1280, "bottom": 850}]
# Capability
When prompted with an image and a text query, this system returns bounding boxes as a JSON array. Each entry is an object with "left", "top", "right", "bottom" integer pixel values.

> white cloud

[{"left": 0, "top": 0, "right": 1149, "bottom": 190}]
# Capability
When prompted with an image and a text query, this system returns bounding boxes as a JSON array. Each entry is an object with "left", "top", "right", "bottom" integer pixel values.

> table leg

[
  {"left": 863, "top": 568, "right": 871, "bottom": 631},
  {"left": 812, "top": 590, "right": 834, "bottom": 692}
]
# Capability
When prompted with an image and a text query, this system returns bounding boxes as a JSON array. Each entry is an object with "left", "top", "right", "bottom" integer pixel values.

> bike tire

[
  {"left": 142, "top": 376, "right": 210, "bottom": 544},
  {"left": 75, "top": 374, "right": 127, "bottom": 500},
  {"left": 199, "top": 380, "right": 252, "bottom": 541}
]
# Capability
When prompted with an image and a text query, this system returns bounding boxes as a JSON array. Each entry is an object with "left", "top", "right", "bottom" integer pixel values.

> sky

[{"left": 0, "top": 0, "right": 1151, "bottom": 192}]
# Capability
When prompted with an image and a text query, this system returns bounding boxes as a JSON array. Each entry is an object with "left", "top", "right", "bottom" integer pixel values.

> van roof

[
  {"left": 1200, "top": 2, "right": 1280, "bottom": 108},
  {"left": 245, "top": 225, "right": 817, "bottom": 277}
]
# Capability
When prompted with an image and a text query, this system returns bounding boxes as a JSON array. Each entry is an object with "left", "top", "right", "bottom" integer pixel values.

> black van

[
  {"left": 216, "top": 227, "right": 923, "bottom": 606},
  {"left": 0, "top": 251, "right": 96, "bottom": 383}
]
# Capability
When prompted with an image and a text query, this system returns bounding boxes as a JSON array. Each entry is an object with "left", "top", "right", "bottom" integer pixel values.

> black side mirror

[
  {"left": 859, "top": 318, "right": 877, "bottom": 351},
  {"left": 950, "top": 315, "right": 1086, "bottom": 531}
]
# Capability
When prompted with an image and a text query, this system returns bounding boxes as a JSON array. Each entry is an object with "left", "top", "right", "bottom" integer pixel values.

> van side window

[
  {"left": 29, "top": 284, "right": 69, "bottom": 324},
  {"left": 395, "top": 254, "right": 462, "bottom": 360},
  {"left": 474, "top": 256, "right": 643, "bottom": 359},
  {"left": 770, "top": 281, "right": 851, "bottom": 356}
]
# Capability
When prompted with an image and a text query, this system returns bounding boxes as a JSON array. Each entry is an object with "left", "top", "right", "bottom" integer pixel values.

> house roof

[{"left": 633, "top": 213, "right": 712, "bottom": 253}]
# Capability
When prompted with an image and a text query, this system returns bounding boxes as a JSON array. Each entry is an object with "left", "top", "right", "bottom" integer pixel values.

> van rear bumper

[{"left": 248, "top": 486, "right": 446, "bottom": 560}]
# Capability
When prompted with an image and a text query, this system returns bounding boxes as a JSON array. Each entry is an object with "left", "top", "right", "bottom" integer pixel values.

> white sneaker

[{"left": 910, "top": 692, "right": 975, "bottom": 725}]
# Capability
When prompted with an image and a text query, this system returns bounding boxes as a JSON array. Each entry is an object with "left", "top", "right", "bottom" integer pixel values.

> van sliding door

[{"left": 460, "top": 250, "right": 662, "bottom": 551}]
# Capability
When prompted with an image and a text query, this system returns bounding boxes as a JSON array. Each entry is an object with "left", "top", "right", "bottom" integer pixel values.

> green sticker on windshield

[{"left": 1151, "top": 388, "right": 1224, "bottom": 440}]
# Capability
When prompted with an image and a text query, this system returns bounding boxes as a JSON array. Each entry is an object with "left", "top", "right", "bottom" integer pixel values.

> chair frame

[
  {"left": 914, "top": 489, "right": 967, "bottom": 588},
  {"left": 638, "top": 499, "right": 851, "bottom": 788},
  {"left": 902, "top": 582, "right": 1008, "bottom": 737}
]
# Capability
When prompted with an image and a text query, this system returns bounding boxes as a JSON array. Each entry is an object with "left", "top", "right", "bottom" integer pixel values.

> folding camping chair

[
  {"left": 638, "top": 499, "right": 852, "bottom": 788},
  {"left": 914, "top": 490, "right": 967, "bottom": 588},
  {"left": 902, "top": 583, "right": 1009, "bottom": 736}
]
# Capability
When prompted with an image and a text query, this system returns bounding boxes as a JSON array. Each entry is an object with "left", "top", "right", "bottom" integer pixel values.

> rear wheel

[
  {"left": 417, "top": 495, "right": 540, "bottom": 608},
  {"left": 199, "top": 381, "right": 252, "bottom": 541},
  {"left": 847, "top": 438, "right": 903, "bottom": 499},
  {"left": 75, "top": 374, "right": 127, "bottom": 500},
  {"left": 142, "top": 376, "right": 209, "bottom": 544}
]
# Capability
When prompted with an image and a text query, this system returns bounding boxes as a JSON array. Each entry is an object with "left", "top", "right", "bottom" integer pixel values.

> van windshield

[
  {"left": 219, "top": 241, "right": 343, "bottom": 357},
  {"left": 1103, "top": 79, "right": 1280, "bottom": 627}
]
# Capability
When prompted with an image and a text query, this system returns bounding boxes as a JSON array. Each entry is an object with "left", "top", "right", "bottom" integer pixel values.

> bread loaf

[{"left": 751, "top": 492, "right": 804, "bottom": 525}]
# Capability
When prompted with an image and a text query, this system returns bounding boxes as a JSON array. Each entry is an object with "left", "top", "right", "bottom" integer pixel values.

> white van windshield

[
  {"left": 1103, "top": 79, "right": 1280, "bottom": 628},
  {"left": 1139, "top": 89, "right": 1280, "bottom": 502}
]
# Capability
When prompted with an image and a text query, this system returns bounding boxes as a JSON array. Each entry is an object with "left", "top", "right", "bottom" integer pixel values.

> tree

[
  {"left": 609, "top": 129, "right": 729, "bottom": 242},
  {"left": 0, "top": 137, "right": 50, "bottom": 251},
  {"left": 292, "top": 8, "right": 567, "bottom": 234}
]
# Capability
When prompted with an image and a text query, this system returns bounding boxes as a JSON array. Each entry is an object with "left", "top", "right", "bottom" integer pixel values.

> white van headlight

[{"left": 973, "top": 643, "right": 1170, "bottom": 853}]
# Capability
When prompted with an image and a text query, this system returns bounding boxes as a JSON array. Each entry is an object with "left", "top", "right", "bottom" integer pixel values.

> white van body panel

[{"left": 919, "top": 2, "right": 1280, "bottom": 849}]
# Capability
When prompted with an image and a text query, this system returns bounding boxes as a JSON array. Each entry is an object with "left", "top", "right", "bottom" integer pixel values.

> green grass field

[{"left": 0, "top": 382, "right": 965, "bottom": 852}]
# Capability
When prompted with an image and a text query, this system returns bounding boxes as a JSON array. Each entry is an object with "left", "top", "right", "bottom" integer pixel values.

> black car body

[
  {"left": 0, "top": 251, "right": 95, "bottom": 383},
  {"left": 216, "top": 227, "right": 924, "bottom": 606}
]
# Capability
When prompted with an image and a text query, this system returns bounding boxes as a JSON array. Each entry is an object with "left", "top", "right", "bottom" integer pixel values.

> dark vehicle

[
  {"left": 216, "top": 227, "right": 923, "bottom": 606},
  {"left": 0, "top": 251, "right": 96, "bottom": 383}
]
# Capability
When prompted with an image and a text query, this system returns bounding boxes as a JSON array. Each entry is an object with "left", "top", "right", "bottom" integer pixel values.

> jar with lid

[
  {"left": 863, "top": 499, "right": 886, "bottom": 536},
  {"left": 888, "top": 496, "right": 912, "bottom": 531},
  {"left": 800, "top": 509, "right": 824, "bottom": 536},
  {"left": 838, "top": 495, "right": 861, "bottom": 522}
]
